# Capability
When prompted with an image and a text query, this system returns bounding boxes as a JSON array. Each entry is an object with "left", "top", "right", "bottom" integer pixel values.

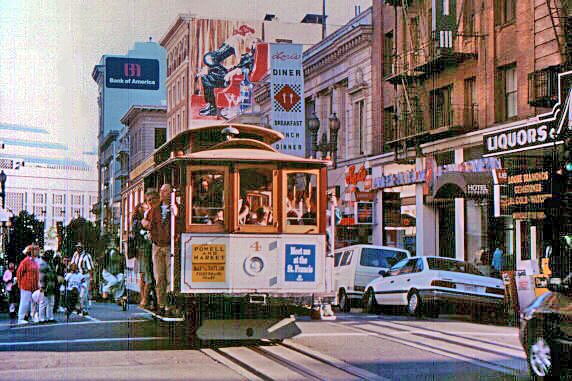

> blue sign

[
  {"left": 285, "top": 244, "right": 315, "bottom": 282},
  {"left": 105, "top": 57, "right": 160, "bottom": 90}
]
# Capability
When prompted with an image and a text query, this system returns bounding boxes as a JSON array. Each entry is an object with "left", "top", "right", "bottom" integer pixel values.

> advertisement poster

[
  {"left": 105, "top": 57, "right": 160, "bottom": 90},
  {"left": 270, "top": 43, "right": 305, "bottom": 157},
  {"left": 285, "top": 244, "right": 315, "bottom": 282},
  {"left": 192, "top": 244, "right": 226, "bottom": 282},
  {"left": 190, "top": 20, "right": 265, "bottom": 120}
]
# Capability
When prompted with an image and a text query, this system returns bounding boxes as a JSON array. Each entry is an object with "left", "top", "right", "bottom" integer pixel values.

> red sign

[
  {"left": 274, "top": 85, "right": 300, "bottom": 112},
  {"left": 345, "top": 165, "right": 367, "bottom": 185}
]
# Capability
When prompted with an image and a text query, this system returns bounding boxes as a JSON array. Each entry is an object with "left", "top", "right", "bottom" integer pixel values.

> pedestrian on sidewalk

[
  {"left": 71, "top": 242, "right": 94, "bottom": 316},
  {"left": 64, "top": 263, "right": 86, "bottom": 315},
  {"left": 2, "top": 262, "right": 18, "bottom": 318},
  {"left": 36, "top": 250, "right": 57, "bottom": 323},
  {"left": 15, "top": 244, "right": 39, "bottom": 325},
  {"left": 133, "top": 194, "right": 155, "bottom": 308},
  {"left": 492, "top": 243, "right": 505, "bottom": 278},
  {"left": 51, "top": 252, "right": 65, "bottom": 313}
]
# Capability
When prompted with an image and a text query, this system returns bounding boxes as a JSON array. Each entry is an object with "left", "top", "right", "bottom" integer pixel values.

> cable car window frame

[
  {"left": 235, "top": 163, "right": 278, "bottom": 233},
  {"left": 186, "top": 165, "right": 229, "bottom": 233},
  {"left": 282, "top": 169, "right": 320, "bottom": 234}
]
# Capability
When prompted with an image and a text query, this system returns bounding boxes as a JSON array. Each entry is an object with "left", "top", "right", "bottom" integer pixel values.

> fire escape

[
  {"left": 528, "top": 0, "right": 572, "bottom": 107},
  {"left": 384, "top": 0, "right": 478, "bottom": 163}
]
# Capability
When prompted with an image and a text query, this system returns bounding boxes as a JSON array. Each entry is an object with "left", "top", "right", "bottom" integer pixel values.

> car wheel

[
  {"left": 528, "top": 335, "right": 559, "bottom": 379},
  {"left": 363, "top": 288, "right": 379, "bottom": 314},
  {"left": 338, "top": 289, "right": 350, "bottom": 312},
  {"left": 407, "top": 290, "right": 422, "bottom": 317}
]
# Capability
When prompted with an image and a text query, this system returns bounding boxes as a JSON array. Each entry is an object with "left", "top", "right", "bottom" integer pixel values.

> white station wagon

[{"left": 363, "top": 256, "right": 505, "bottom": 317}]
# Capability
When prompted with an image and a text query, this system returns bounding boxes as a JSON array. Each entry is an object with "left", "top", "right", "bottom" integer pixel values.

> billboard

[
  {"left": 190, "top": 21, "right": 264, "bottom": 120},
  {"left": 105, "top": 57, "right": 160, "bottom": 90},
  {"left": 270, "top": 43, "right": 305, "bottom": 157}
]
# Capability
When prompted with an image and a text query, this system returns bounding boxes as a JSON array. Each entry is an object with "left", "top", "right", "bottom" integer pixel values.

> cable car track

[
  {"left": 201, "top": 340, "right": 388, "bottom": 381},
  {"left": 329, "top": 319, "right": 527, "bottom": 376}
]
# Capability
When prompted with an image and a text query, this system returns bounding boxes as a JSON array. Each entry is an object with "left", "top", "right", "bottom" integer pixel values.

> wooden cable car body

[{"left": 143, "top": 123, "right": 332, "bottom": 340}]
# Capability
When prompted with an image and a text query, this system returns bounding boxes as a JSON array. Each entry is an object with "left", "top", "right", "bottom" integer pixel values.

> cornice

[{"left": 303, "top": 26, "right": 373, "bottom": 79}]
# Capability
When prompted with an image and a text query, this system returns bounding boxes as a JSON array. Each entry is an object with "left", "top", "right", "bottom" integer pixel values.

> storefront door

[{"left": 438, "top": 201, "right": 456, "bottom": 258}]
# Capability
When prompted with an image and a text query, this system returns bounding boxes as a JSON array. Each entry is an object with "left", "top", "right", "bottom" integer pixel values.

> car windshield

[
  {"left": 360, "top": 248, "right": 407, "bottom": 268},
  {"left": 427, "top": 258, "right": 484, "bottom": 276}
]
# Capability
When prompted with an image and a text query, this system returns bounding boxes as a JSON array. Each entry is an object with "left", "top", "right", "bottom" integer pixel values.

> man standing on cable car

[{"left": 143, "top": 184, "right": 180, "bottom": 316}]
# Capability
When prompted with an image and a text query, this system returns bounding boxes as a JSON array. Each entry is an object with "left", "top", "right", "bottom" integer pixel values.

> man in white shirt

[{"left": 70, "top": 242, "right": 94, "bottom": 315}]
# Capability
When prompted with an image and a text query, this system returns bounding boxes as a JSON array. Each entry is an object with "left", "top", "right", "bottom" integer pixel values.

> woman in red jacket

[{"left": 16, "top": 244, "right": 39, "bottom": 325}]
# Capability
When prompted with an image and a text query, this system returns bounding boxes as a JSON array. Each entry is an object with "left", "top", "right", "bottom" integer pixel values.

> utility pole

[{"left": 322, "top": 0, "right": 326, "bottom": 39}]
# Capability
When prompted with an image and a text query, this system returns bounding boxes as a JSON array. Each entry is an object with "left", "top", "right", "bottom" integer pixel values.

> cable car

[{"left": 140, "top": 123, "right": 333, "bottom": 341}]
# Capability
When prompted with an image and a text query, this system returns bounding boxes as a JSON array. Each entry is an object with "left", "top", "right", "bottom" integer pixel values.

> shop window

[
  {"left": 187, "top": 166, "right": 227, "bottom": 230},
  {"left": 238, "top": 165, "right": 276, "bottom": 231},
  {"left": 283, "top": 170, "right": 319, "bottom": 233}
]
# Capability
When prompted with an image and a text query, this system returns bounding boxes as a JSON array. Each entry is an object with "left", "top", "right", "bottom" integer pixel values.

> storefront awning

[{"left": 428, "top": 171, "right": 492, "bottom": 202}]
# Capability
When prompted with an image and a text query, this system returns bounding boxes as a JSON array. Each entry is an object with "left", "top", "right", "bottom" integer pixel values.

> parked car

[
  {"left": 362, "top": 256, "right": 505, "bottom": 317},
  {"left": 519, "top": 291, "right": 572, "bottom": 379},
  {"left": 333, "top": 245, "right": 410, "bottom": 312}
]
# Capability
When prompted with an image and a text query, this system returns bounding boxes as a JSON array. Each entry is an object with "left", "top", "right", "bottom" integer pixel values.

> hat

[{"left": 75, "top": 242, "right": 83, "bottom": 248}]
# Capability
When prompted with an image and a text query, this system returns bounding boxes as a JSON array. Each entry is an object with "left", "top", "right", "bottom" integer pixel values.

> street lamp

[
  {"left": 0, "top": 170, "right": 7, "bottom": 209},
  {"left": 306, "top": 112, "right": 341, "bottom": 167},
  {"left": 307, "top": 112, "right": 321, "bottom": 158}
]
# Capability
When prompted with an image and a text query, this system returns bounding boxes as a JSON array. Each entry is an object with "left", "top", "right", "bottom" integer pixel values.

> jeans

[
  {"left": 18, "top": 289, "right": 33, "bottom": 322},
  {"left": 152, "top": 244, "right": 170, "bottom": 307},
  {"left": 39, "top": 294, "right": 55, "bottom": 321},
  {"left": 81, "top": 274, "right": 91, "bottom": 311}
]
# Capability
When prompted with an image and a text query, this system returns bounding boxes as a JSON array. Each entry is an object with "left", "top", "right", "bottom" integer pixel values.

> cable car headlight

[{"left": 244, "top": 256, "right": 264, "bottom": 276}]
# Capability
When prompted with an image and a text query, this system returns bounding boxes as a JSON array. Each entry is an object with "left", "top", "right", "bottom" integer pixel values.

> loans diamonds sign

[{"left": 270, "top": 43, "right": 305, "bottom": 157}]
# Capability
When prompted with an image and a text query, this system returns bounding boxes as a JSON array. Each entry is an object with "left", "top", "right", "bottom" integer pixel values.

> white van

[{"left": 333, "top": 245, "right": 411, "bottom": 311}]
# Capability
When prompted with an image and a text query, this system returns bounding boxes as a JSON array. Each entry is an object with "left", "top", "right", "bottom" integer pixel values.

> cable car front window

[
  {"left": 239, "top": 168, "right": 274, "bottom": 226},
  {"left": 286, "top": 172, "right": 317, "bottom": 226},
  {"left": 190, "top": 170, "right": 224, "bottom": 225}
]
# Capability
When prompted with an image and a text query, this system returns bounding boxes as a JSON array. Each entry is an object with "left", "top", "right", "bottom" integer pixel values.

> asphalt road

[{"left": 0, "top": 302, "right": 531, "bottom": 380}]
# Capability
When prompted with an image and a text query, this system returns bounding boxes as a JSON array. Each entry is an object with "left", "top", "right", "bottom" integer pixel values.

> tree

[
  {"left": 6, "top": 211, "right": 44, "bottom": 265},
  {"left": 60, "top": 217, "right": 109, "bottom": 263}
]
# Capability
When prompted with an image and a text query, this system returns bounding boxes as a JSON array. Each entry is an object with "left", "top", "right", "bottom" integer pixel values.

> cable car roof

[{"left": 180, "top": 147, "right": 330, "bottom": 165}]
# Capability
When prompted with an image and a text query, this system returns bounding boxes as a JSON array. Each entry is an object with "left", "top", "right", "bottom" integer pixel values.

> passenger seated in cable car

[
  {"left": 255, "top": 206, "right": 271, "bottom": 225},
  {"left": 192, "top": 174, "right": 223, "bottom": 224}
]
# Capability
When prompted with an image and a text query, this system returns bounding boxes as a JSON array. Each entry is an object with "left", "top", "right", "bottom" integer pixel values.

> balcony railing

[
  {"left": 385, "top": 104, "right": 479, "bottom": 144},
  {"left": 431, "top": 104, "right": 479, "bottom": 132},
  {"left": 528, "top": 66, "right": 560, "bottom": 108}
]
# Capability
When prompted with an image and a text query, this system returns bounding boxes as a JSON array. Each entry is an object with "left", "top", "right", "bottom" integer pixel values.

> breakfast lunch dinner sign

[{"left": 270, "top": 43, "right": 305, "bottom": 157}]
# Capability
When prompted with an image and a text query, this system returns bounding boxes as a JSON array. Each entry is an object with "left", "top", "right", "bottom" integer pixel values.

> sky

[{"left": 0, "top": 0, "right": 371, "bottom": 155}]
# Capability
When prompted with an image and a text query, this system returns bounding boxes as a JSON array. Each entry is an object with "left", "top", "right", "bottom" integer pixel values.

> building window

[
  {"left": 155, "top": 128, "right": 167, "bottom": 149},
  {"left": 464, "top": 0, "right": 475, "bottom": 34},
  {"left": 464, "top": 77, "right": 477, "bottom": 128},
  {"left": 53, "top": 194, "right": 65, "bottom": 205},
  {"left": 355, "top": 99, "right": 365, "bottom": 155},
  {"left": 182, "top": 76, "right": 186, "bottom": 101},
  {"left": 430, "top": 85, "right": 453, "bottom": 129},
  {"left": 383, "top": 106, "right": 395, "bottom": 143},
  {"left": 34, "top": 193, "right": 44, "bottom": 204},
  {"left": 495, "top": 0, "right": 515, "bottom": 25},
  {"left": 384, "top": 31, "right": 394, "bottom": 76},
  {"left": 496, "top": 63, "right": 517, "bottom": 121}
]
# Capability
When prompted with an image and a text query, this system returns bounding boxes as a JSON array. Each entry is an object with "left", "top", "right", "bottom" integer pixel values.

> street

[{"left": 0, "top": 302, "right": 530, "bottom": 380}]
